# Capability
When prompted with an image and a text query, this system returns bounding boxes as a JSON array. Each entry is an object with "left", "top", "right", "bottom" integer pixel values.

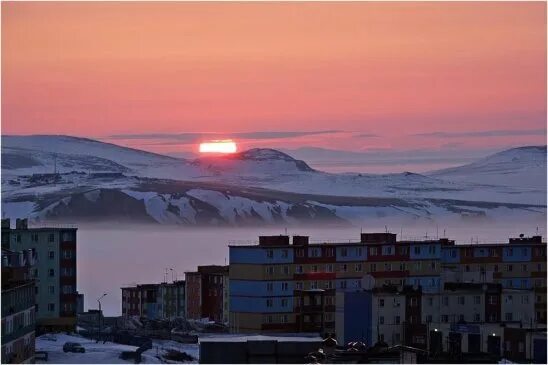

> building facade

[
  {"left": 185, "top": 265, "right": 228, "bottom": 323},
  {"left": 1, "top": 248, "right": 37, "bottom": 363},
  {"left": 1, "top": 219, "right": 78, "bottom": 332},
  {"left": 121, "top": 281, "right": 185, "bottom": 320},
  {"left": 228, "top": 232, "right": 546, "bottom": 343}
]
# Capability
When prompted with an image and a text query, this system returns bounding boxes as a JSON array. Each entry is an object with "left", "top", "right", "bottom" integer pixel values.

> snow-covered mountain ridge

[{"left": 1, "top": 135, "right": 545, "bottom": 226}]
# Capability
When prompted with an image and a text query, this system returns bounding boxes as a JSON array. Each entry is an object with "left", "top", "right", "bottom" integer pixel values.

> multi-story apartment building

[
  {"left": 121, "top": 280, "right": 185, "bottom": 320},
  {"left": 1, "top": 219, "right": 78, "bottom": 332},
  {"left": 1, "top": 248, "right": 37, "bottom": 363},
  {"left": 228, "top": 232, "right": 546, "bottom": 336},
  {"left": 185, "top": 265, "right": 228, "bottom": 323}
]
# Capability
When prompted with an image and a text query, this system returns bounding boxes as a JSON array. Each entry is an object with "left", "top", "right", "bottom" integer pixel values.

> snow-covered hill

[
  {"left": 1, "top": 136, "right": 546, "bottom": 226},
  {"left": 428, "top": 146, "right": 547, "bottom": 189}
]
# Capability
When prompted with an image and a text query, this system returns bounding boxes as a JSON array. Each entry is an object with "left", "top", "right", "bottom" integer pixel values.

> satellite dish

[
  {"left": 519, "top": 234, "right": 525, "bottom": 238},
  {"left": 361, "top": 275, "right": 375, "bottom": 290}
]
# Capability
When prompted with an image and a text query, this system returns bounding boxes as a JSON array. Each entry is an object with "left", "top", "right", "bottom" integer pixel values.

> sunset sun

[{"left": 199, "top": 140, "right": 237, "bottom": 154}]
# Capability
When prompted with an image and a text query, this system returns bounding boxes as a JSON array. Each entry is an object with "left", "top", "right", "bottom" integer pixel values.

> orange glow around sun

[{"left": 199, "top": 140, "right": 237, "bottom": 154}]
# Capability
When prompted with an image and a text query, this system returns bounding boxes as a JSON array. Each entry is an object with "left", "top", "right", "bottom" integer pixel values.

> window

[
  {"left": 494, "top": 265, "right": 499, "bottom": 272},
  {"left": 49, "top": 251, "right": 55, "bottom": 259},
  {"left": 474, "top": 296, "right": 481, "bottom": 305},
  {"left": 266, "top": 266, "right": 274, "bottom": 275},
  {"left": 428, "top": 297, "right": 433, "bottom": 306},
  {"left": 311, "top": 248, "right": 320, "bottom": 257},
  {"left": 281, "top": 299, "right": 288, "bottom": 307},
  {"left": 384, "top": 263, "right": 391, "bottom": 271},
  {"left": 441, "top": 315, "right": 448, "bottom": 323},
  {"left": 521, "top": 279, "right": 527, "bottom": 288},
  {"left": 283, "top": 266, "right": 289, "bottom": 275},
  {"left": 508, "top": 264, "right": 513, "bottom": 272},
  {"left": 465, "top": 265, "right": 470, "bottom": 272},
  {"left": 355, "top": 263, "right": 362, "bottom": 272},
  {"left": 326, "top": 248, "right": 335, "bottom": 257},
  {"left": 379, "top": 299, "right": 385, "bottom": 307},
  {"left": 451, "top": 249, "right": 457, "bottom": 258},
  {"left": 341, "top": 264, "right": 347, "bottom": 273},
  {"left": 426, "top": 315, "right": 432, "bottom": 323},
  {"left": 48, "top": 233, "right": 54, "bottom": 242},
  {"left": 63, "top": 250, "right": 72, "bottom": 259},
  {"left": 521, "top": 295, "right": 529, "bottom": 304},
  {"left": 296, "top": 282, "right": 303, "bottom": 290},
  {"left": 311, "top": 281, "right": 318, "bottom": 289},
  {"left": 522, "top": 264, "right": 527, "bottom": 272},
  {"left": 48, "top": 286, "right": 55, "bottom": 294},
  {"left": 267, "top": 250, "right": 274, "bottom": 258},
  {"left": 371, "top": 263, "right": 377, "bottom": 272},
  {"left": 400, "top": 263, "right": 406, "bottom": 271},
  {"left": 507, "top": 248, "right": 513, "bottom": 256},
  {"left": 267, "top": 282, "right": 273, "bottom": 292},
  {"left": 356, "top": 247, "right": 362, "bottom": 256},
  {"left": 296, "top": 265, "right": 303, "bottom": 274},
  {"left": 430, "top": 262, "right": 436, "bottom": 270},
  {"left": 399, "top": 246, "right": 408, "bottom": 255},
  {"left": 282, "top": 315, "right": 288, "bottom": 323},
  {"left": 325, "top": 281, "right": 334, "bottom": 289},
  {"left": 489, "top": 295, "right": 497, "bottom": 305},
  {"left": 410, "top": 297, "right": 418, "bottom": 307},
  {"left": 48, "top": 269, "right": 55, "bottom": 277},
  {"left": 63, "top": 285, "right": 73, "bottom": 294},
  {"left": 489, "top": 313, "right": 497, "bottom": 322},
  {"left": 384, "top": 246, "right": 393, "bottom": 255},
  {"left": 296, "top": 249, "right": 305, "bottom": 257},
  {"left": 340, "top": 281, "right": 347, "bottom": 289},
  {"left": 414, "top": 246, "right": 420, "bottom": 255},
  {"left": 312, "top": 265, "right": 318, "bottom": 273},
  {"left": 266, "top": 299, "right": 273, "bottom": 308},
  {"left": 267, "top": 315, "right": 273, "bottom": 323},
  {"left": 281, "top": 249, "right": 288, "bottom": 258},
  {"left": 395, "top": 316, "right": 401, "bottom": 325},
  {"left": 341, "top": 248, "right": 348, "bottom": 257},
  {"left": 459, "top": 314, "right": 465, "bottom": 322},
  {"left": 443, "top": 296, "right": 449, "bottom": 306},
  {"left": 48, "top": 303, "right": 55, "bottom": 312},
  {"left": 379, "top": 316, "right": 384, "bottom": 324},
  {"left": 326, "top": 264, "right": 334, "bottom": 273},
  {"left": 505, "top": 312, "right": 513, "bottom": 321},
  {"left": 474, "top": 313, "right": 480, "bottom": 322},
  {"left": 31, "top": 234, "right": 38, "bottom": 242},
  {"left": 458, "top": 296, "right": 465, "bottom": 305},
  {"left": 505, "top": 295, "right": 513, "bottom": 303}
]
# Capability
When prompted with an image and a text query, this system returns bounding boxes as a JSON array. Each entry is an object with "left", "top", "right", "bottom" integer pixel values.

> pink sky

[{"left": 2, "top": 2, "right": 546, "bottom": 155}]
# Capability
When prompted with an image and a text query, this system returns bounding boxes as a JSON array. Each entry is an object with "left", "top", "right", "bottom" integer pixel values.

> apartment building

[
  {"left": 1, "top": 219, "right": 78, "bottom": 332},
  {"left": 228, "top": 232, "right": 546, "bottom": 336},
  {"left": 121, "top": 280, "right": 185, "bottom": 320},
  {"left": 1, "top": 248, "right": 37, "bottom": 363},
  {"left": 185, "top": 265, "right": 228, "bottom": 323}
]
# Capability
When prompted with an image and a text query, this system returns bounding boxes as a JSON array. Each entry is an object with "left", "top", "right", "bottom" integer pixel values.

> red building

[{"left": 185, "top": 265, "right": 228, "bottom": 323}]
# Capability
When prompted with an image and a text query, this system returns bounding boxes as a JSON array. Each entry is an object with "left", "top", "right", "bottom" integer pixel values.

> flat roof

[{"left": 199, "top": 334, "right": 322, "bottom": 343}]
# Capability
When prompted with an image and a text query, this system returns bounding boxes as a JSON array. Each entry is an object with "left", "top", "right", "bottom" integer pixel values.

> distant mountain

[
  {"left": 1, "top": 136, "right": 545, "bottom": 226},
  {"left": 194, "top": 148, "right": 314, "bottom": 174},
  {"left": 428, "top": 146, "right": 547, "bottom": 189}
]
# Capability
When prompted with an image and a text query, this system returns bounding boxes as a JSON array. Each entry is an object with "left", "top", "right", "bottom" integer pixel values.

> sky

[{"left": 1, "top": 2, "right": 546, "bottom": 170}]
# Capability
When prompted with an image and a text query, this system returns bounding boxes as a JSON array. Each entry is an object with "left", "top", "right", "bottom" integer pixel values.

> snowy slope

[
  {"left": 1, "top": 136, "right": 546, "bottom": 226},
  {"left": 428, "top": 146, "right": 547, "bottom": 189},
  {"left": 2, "top": 135, "right": 207, "bottom": 180}
]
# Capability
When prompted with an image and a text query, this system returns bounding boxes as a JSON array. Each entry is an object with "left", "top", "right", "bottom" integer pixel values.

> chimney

[
  {"left": 360, "top": 232, "right": 397, "bottom": 244},
  {"left": 15, "top": 218, "right": 28, "bottom": 230},
  {"left": 258, "top": 235, "right": 290, "bottom": 246},
  {"left": 292, "top": 235, "right": 309, "bottom": 246}
]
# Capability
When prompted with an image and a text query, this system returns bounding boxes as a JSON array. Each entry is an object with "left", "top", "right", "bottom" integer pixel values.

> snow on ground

[{"left": 35, "top": 333, "right": 199, "bottom": 364}]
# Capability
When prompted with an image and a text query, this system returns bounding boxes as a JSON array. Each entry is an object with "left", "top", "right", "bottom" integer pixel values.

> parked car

[{"left": 63, "top": 342, "right": 86, "bottom": 353}]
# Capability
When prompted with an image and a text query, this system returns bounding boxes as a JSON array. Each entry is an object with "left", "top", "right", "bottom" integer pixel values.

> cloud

[
  {"left": 414, "top": 129, "right": 546, "bottom": 138},
  {"left": 354, "top": 133, "right": 380, "bottom": 138},
  {"left": 108, "top": 130, "right": 344, "bottom": 144}
]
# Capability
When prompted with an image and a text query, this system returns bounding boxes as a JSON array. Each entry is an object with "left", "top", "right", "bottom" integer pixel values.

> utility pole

[{"left": 97, "top": 293, "right": 107, "bottom": 339}]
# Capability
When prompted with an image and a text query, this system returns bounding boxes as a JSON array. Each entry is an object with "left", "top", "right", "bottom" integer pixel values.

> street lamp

[{"left": 97, "top": 293, "right": 107, "bottom": 338}]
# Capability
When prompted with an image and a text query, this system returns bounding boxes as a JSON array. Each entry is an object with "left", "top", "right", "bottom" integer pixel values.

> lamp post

[{"left": 97, "top": 293, "right": 107, "bottom": 337}]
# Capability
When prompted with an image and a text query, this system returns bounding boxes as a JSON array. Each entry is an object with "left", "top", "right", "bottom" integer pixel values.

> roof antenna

[
  {"left": 284, "top": 227, "right": 288, "bottom": 235},
  {"left": 385, "top": 225, "right": 388, "bottom": 233},
  {"left": 436, "top": 225, "right": 439, "bottom": 239}
]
